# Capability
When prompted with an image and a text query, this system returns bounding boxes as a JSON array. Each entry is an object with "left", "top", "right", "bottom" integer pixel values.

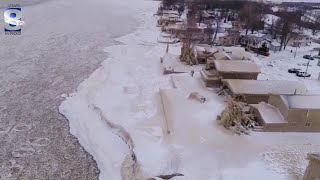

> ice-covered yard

[{"left": 60, "top": 1, "right": 320, "bottom": 180}]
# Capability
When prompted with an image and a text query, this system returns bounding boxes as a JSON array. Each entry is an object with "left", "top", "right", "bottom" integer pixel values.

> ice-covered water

[{"left": 0, "top": 0, "right": 140, "bottom": 179}]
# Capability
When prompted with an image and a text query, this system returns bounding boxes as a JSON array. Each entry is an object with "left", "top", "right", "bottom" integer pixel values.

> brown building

[
  {"left": 213, "top": 60, "right": 260, "bottom": 79},
  {"left": 221, "top": 79, "right": 307, "bottom": 104},
  {"left": 193, "top": 45, "right": 219, "bottom": 64},
  {"left": 252, "top": 95, "right": 320, "bottom": 132},
  {"left": 157, "top": 14, "right": 182, "bottom": 26},
  {"left": 201, "top": 60, "right": 261, "bottom": 87},
  {"left": 303, "top": 153, "right": 320, "bottom": 180},
  {"left": 218, "top": 30, "right": 241, "bottom": 46}
]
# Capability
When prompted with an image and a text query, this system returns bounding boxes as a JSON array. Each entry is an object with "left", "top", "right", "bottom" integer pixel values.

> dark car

[
  {"left": 303, "top": 55, "right": 314, "bottom": 60},
  {"left": 314, "top": 55, "right": 320, "bottom": 59},
  {"left": 288, "top": 68, "right": 301, "bottom": 73},
  {"left": 296, "top": 72, "right": 311, "bottom": 77}
]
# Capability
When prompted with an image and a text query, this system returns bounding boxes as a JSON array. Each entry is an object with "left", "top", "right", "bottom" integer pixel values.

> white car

[{"left": 296, "top": 72, "right": 311, "bottom": 78}]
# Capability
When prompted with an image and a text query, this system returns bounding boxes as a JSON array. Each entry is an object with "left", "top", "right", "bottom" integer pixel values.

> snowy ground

[
  {"left": 0, "top": 0, "right": 142, "bottom": 179},
  {"left": 251, "top": 45, "right": 320, "bottom": 94},
  {"left": 60, "top": 1, "right": 320, "bottom": 180}
]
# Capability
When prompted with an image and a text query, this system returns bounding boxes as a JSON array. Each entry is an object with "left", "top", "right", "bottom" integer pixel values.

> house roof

[
  {"left": 252, "top": 103, "right": 287, "bottom": 124},
  {"left": 214, "top": 60, "right": 261, "bottom": 74},
  {"left": 281, "top": 95, "right": 320, "bottom": 110},
  {"left": 264, "top": 14, "right": 280, "bottom": 26},
  {"left": 162, "top": 10, "right": 179, "bottom": 15},
  {"left": 308, "top": 153, "right": 320, "bottom": 162},
  {"left": 194, "top": 45, "right": 218, "bottom": 53},
  {"left": 213, "top": 51, "right": 232, "bottom": 60},
  {"left": 222, "top": 79, "right": 307, "bottom": 95}
]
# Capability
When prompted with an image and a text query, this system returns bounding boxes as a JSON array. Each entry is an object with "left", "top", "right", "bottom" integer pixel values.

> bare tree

[
  {"left": 275, "top": 10, "right": 303, "bottom": 51},
  {"left": 179, "top": 2, "right": 200, "bottom": 65},
  {"left": 239, "top": 2, "right": 265, "bottom": 35},
  {"left": 307, "top": 14, "right": 320, "bottom": 35},
  {"left": 212, "top": 17, "right": 221, "bottom": 44}
]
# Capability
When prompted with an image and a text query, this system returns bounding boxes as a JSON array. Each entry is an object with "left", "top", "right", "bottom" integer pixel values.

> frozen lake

[{"left": 0, "top": 0, "right": 139, "bottom": 179}]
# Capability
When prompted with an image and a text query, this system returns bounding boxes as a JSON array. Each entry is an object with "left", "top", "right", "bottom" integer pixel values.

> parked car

[
  {"left": 314, "top": 55, "right": 320, "bottom": 59},
  {"left": 288, "top": 68, "right": 301, "bottom": 73},
  {"left": 303, "top": 55, "right": 314, "bottom": 60},
  {"left": 296, "top": 71, "right": 311, "bottom": 77}
]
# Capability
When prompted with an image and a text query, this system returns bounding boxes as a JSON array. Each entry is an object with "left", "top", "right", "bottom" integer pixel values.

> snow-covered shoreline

[{"left": 59, "top": 1, "right": 172, "bottom": 179}]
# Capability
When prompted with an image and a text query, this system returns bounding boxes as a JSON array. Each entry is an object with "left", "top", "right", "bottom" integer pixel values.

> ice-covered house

[
  {"left": 252, "top": 95, "right": 320, "bottom": 132},
  {"left": 193, "top": 45, "right": 219, "bottom": 64},
  {"left": 221, "top": 79, "right": 307, "bottom": 104},
  {"left": 158, "top": 15, "right": 183, "bottom": 26},
  {"left": 201, "top": 60, "right": 261, "bottom": 87}
]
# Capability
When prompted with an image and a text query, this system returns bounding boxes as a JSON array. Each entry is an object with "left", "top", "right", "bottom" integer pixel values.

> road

[{"left": 0, "top": 0, "right": 138, "bottom": 179}]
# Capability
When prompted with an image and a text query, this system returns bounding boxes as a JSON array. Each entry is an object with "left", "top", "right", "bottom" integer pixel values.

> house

[
  {"left": 212, "top": 21, "right": 233, "bottom": 33},
  {"left": 205, "top": 51, "right": 232, "bottom": 72},
  {"left": 201, "top": 60, "right": 261, "bottom": 87},
  {"left": 270, "top": 41, "right": 281, "bottom": 52},
  {"left": 218, "top": 29, "right": 241, "bottom": 46},
  {"left": 158, "top": 16, "right": 183, "bottom": 26},
  {"left": 289, "top": 34, "right": 313, "bottom": 47},
  {"left": 220, "top": 47, "right": 251, "bottom": 60},
  {"left": 264, "top": 14, "right": 280, "bottom": 30},
  {"left": 162, "top": 23, "right": 183, "bottom": 34},
  {"left": 232, "top": 21, "right": 245, "bottom": 31},
  {"left": 303, "top": 153, "right": 320, "bottom": 180},
  {"left": 176, "top": 27, "right": 205, "bottom": 41},
  {"left": 252, "top": 95, "right": 320, "bottom": 132},
  {"left": 201, "top": 11, "right": 215, "bottom": 21},
  {"left": 240, "top": 34, "right": 271, "bottom": 56},
  {"left": 159, "top": 10, "right": 179, "bottom": 16},
  {"left": 240, "top": 34, "right": 272, "bottom": 46},
  {"left": 221, "top": 79, "right": 307, "bottom": 104},
  {"left": 213, "top": 60, "right": 260, "bottom": 79},
  {"left": 193, "top": 45, "right": 219, "bottom": 64}
]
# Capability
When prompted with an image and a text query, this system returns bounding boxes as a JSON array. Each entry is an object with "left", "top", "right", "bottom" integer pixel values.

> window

[
  {"left": 305, "top": 122, "right": 311, "bottom": 127},
  {"left": 291, "top": 122, "right": 297, "bottom": 126}
]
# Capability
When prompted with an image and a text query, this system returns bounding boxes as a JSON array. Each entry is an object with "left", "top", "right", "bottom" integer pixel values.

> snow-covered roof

[
  {"left": 308, "top": 153, "right": 320, "bottom": 162},
  {"left": 194, "top": 45, "right": 218, "bottom": 53},
  {"left": 223, "top": 79, "right": 307, "bottom": 95},
  {"left": 211, "top": 21, "right": 233, "bottom": 29},
  {"left": 165, "top": 23, "right": 183, "bottom": 30},
  {"left": 271, "top": 41, "right": 281, "bottom": 46},
  {"left": 271, "top": 6, "right": 279, "bottom": 12},
  {"left": 246, "top": 33, "right": 268, "bottom": 39},
  {"left": 214, "top": 60, "right": 261, "bottom": 74},
  {"left": 162, "top": 10, "right": 179, "bottom": 15},
  {"left": 253, "top": 103, "right": 287, "bottom": 124},
  {"left": 221, "top": 47, "right": 250, "bottom": 60},
  {"left": 264, "top": 14, "right": 280, "bottom": 26},
  {"left": 282, "top": 95, "right": 320, "bottom": 110},
  {"left": 220, "top": 22, "right": 232, "bottom": 29},
  {"left": 196, "top": 23, "right": 208, "bottom": 29},
  {"left": 212, "top": 51, "right": 232, "bottom": 60}
]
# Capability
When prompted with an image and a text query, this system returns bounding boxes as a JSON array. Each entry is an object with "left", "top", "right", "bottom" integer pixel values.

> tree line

[{"left": 162, "top": 0, "right": 320, "bottom": 51}]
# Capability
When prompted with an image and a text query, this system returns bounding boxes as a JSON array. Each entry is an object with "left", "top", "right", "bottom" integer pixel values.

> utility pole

[
  {"left": 294, "top": 44, "right": 299, "bottom": 58},
  {"left": 304, "top": 50, "right": 313, "bottom": 79}
]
